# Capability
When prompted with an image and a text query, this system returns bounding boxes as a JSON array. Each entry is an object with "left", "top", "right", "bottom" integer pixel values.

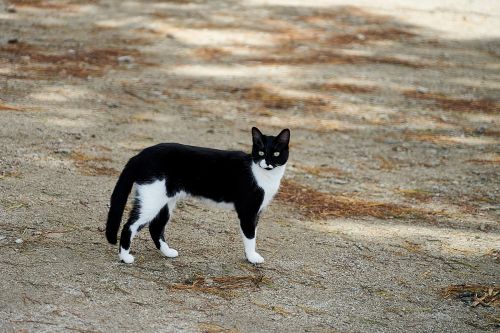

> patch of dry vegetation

[
  {"left": 442, "top": 285, "right": 499, "bottom": 308},
  {"left": 239, "top": 86, "right": 327, "bottom": 110},
  {"left": 327, "top": 28, "right": 416, "bottom": 45},
  {"left": 376, "top": 155, "right": 397, "bottom": 171},
  {"left": 251, "top": 301, "right": 292, "bottom": 317},
  {"left": 242, "top": 8, "right": 424, "bottom": 68},
  {"left": 247, "top": 50, "right": 425, "bottom": 68},
  {"left": 0, "top": 170, "right": 22, "bottom": 179},
  {"left": 404, "top": 90, "right": 500, "bottom": 114},
  {"left": 467, "top": 156, "right": 500, "bottom": 164},
  {"left": 293, "top": 164, "right": 347, "bottom": 178},
  {"left": 170, "top": 274, "right": 268, "bottom": 298},
  {"left": 317, "top": 83, "right": 377, "bottom": 94},
  {"left": 300, "top": 6, "right": 390, "bottom": 26},
  {"left": 0, "top": 103, "right": 23, "bottom": 111},
  {"left": 0, "top": 42, "right": 145, "bottom": 79},
  {"left": 8, "top": 0, "right": 82, "bottom": 10},
  {"left": 398, "top": 189, "right": 433, "bottom": 202},
  {"left": 194, "top": 47, "right": 230, "bottom": 60},
  {"left": 277, "top": 180, "right": 438, "bottom": 220},
  {"left": 70, "top": 151, "right": 118, "bottom": 176},
  {"left": 198, "top": 323, "right": 239, "bottom": 333}
]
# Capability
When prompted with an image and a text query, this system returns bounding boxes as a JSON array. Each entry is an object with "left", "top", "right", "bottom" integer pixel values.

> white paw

[
  {"left": 119, "top": 251, "right": 135, "bottom": 264},
  {"left": 160, "top": 244, "right": 178, "bottom": 258},
  {"left": 246, "top": 252, "right": 264, "bottom": 264}
]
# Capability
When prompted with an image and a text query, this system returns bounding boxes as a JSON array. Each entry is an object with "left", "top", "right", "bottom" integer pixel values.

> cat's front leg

[{"left": 239, "top": 215, "right": 264, "bottom": 264}]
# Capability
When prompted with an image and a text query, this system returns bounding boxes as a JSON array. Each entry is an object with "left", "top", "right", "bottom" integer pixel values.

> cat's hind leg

[
  {"left": 118, "top": 180, "right": 168, "bottom": 264},
  {"left": 118, "top": 199, "right": 143, "bottom": 264},
  {"left": 148, "top": 204, "right": 178, "bottom": 258}
]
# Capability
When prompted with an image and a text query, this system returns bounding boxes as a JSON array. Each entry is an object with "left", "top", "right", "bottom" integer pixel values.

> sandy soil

[{"left": 0, "top": 0, "right": 499, "bottom": 332}]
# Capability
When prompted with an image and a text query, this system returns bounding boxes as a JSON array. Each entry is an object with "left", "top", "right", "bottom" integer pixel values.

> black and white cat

[{"left": 105, "top": 127, "right": 290, "bottom": 264}]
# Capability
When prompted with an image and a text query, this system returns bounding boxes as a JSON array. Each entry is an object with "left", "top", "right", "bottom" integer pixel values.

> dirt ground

[{"left": 0, "top": 0, "right": 499, "bottom": 332}]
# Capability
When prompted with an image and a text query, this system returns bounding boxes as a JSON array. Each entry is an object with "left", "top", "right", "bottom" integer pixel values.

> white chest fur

[{"left": 251, "top": 162, "right": 286, "bottom": 212}]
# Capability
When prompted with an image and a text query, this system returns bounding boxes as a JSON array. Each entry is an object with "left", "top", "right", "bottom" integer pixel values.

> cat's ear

[
  {"left": 275, "top": 128, "right": 290, "bottom": 147},
  {"left": 252, "top": 127, "right": 264, "bottom": 146}
]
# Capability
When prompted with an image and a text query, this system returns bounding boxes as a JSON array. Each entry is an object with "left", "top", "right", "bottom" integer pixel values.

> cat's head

[{"left": 251, "top": 127, "right": 290, "bottom": 170}]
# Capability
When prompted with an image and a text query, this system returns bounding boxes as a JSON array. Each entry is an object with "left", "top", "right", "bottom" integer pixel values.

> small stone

[
  {"left": 356, "top": 33, "right": 366, "bottom": 40},
  {"left": 15, "top": 238, "right": 23, "bottom": 244},
  {"left": 68, "top": 49, "right": 76, "bottom": 55},
  {"left": 416, "top": 86, "right": 429, "bottom": 94},
  {"left": 7, "top": 5, "right": 16, "bottom": 13},
  {"left": 331, "top": 178, "right": 348, "bottom": 185},
  {"left": 55, "top": 148, "right": 71, "bottom": 155},
  {"left": 117, "top": 55, "right": 134, "bottom": 63},
  {"left": 474, "top": 126, "right": 486, "bottom": 135},
  {"left": 0, "top": 235, "right": 6, "bottom": 241}
]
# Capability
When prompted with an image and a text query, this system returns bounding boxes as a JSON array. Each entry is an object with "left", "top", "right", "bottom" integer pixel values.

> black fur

[{"left": 105, "top": 127, "right": 290, "bottom": 257}]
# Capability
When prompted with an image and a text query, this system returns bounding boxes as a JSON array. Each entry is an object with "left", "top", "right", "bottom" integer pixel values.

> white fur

[
  {"left": 240, "top": 229, "right": 264, "bottom": 264},
  {"left": 251, "top": 162, "right": 286, "bottom": 212},
  {"left": 259, "top": 160, "right": 273, "bottom": 169},
  {"left": 136, "top": 180, "right": 169, "bottom": 220},
  {"left": 119, "top": 247, "right": 134, "bottom": 264},
  {"left": 119, "top": 179, "right": 179, "bottom": 264},
  {"left": 160, "top": 240, "right": 178, "bottom": 257}
]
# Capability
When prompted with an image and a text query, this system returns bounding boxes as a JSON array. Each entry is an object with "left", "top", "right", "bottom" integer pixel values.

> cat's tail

[{"left": 105, "top": 158, "right": 136, "bottom": 245}]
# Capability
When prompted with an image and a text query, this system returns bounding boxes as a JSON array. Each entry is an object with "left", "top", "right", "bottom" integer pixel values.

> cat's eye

[
  {"left": 273, "top": 152, "right": 280, "bottom": 157},
  {"left": 258, "top": 151, "right": 265, "bottom": 156}
]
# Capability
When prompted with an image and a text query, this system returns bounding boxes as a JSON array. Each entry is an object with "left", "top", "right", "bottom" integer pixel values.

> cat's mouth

[{"left": 257, "top": 160, "right": 275, "bottom": 170}]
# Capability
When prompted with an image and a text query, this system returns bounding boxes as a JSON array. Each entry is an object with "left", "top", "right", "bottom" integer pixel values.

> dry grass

[
  {"left": 402, "top": 131, "right": 462, "bottom": 146},
  {"left": 0, "top": 171, "right": 22, "bottom": 179},
  {"left": 247, "top": 50, "right": 425, "bottom": 68},
  {"left": 317, "top": 83, "right": 377, "bottom": 94},
  {"left": 9, "top": 0, "right": 81, "bottom": 10},
  {"left": 467, "top": 156, "right": 500, "bottom": 164},
  {"left": 401, "top": 241, "right": 423, "bottom": 253},
  {"left": 327, "top": 28, "right": 416, "bottom": 45},
  {"left": 251, "top": 301, "right": 292, "bottom": 317},
  {"left": 301, "top": 6, "right": 390, "bottom": 26},
  {"left": 170, "top": 274, "right": 267, "bottom": 297},
  {"left": 398, "top": 189, "right": 433, "bottom": 202},
  {"left": 376, "top": 155, "right": 397, "bottom": 170},
  {"left": 442, "top": 285, "right": 499, "bottom": 308},
  {"left": 70, "top": 151, "right": 118, "bottom": 176},
  {"left": 0, "top": 103, "right": 23, "bottom": 111},
  {"left": 198, "top": 323, "right": 239, "bottom": 333},
  {"left": 241, "top": 85, "right": 327, "bottom": 109},
  {"left": 404, "top": 90, "right": 500, "bottom": 114},
  {"left": 293, "top": 164, "right": 347, "bottom": 178},
  {"left": 0, "top": 42, "right": 145, "bottom": 79},
  {"left": 194, "top": 47, "right": 230, "bottom": 60},
  {"left": 277, "top": 180, "right": 437, "bottom": 220}
]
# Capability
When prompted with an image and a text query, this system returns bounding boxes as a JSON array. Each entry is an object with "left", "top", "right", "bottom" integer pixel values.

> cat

[{"left": 105, "top": 127, "right": 290, "bottom": 264}]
